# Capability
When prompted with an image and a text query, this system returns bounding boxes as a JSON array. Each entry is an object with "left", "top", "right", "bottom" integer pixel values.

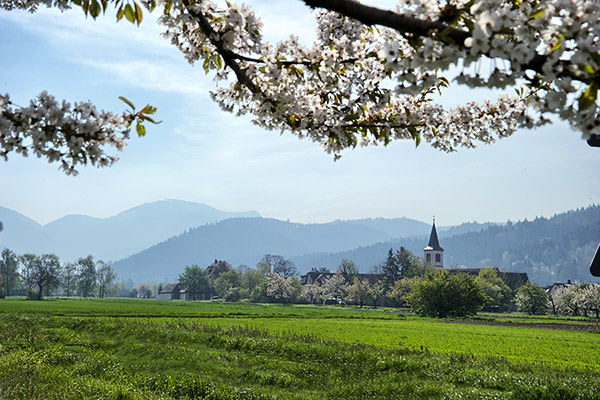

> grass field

[{"left": 1, "top": 298, "right": 599, "bottom": 399}]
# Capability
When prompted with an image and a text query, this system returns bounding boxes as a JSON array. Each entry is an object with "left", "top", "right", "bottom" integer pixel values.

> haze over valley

[{"left": 1, "top": 200, "right": 597, "bottom": 286}]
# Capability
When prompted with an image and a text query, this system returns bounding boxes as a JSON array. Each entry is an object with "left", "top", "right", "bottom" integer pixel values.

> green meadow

[{"left": 0, "top": 298, "right": 599, "bottom": 399}]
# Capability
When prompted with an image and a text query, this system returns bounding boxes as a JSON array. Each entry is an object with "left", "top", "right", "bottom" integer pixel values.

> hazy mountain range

[
  {"left": 0, "top": 200, "right": 260, "bottom": 261},
  {"left": 1, "top": 200, "right": 598, "bottom": 286}
]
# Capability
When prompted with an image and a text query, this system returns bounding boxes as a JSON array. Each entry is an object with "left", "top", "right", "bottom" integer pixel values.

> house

[
  {"left": 545, "top": 280, "right": 573, "bottom": 295},
  {"left": 156, "top": 283, "right": 186, "bottom": 300},
  {"left": 157, "top": 259, "right": 228, "bottom": 301}
]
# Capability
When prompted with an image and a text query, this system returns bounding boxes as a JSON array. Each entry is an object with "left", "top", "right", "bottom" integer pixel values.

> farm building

[{"left": 156, "top": 283, "right": 187, "bottom": 300}]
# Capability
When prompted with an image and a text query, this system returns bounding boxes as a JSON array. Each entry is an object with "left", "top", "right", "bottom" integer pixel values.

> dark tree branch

[
  {"left": 303, "top": 0, "right": 470, "bottom": 44},
  {"left": 189, "top": 7, "right": 266, "bottom": 97},
  {"left": 301, "top": 0, "right": 583, "bottom": 83}
]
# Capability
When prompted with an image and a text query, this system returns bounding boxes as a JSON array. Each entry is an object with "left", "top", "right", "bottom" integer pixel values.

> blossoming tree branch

[{"left": 1, "top": 0, "right": 598, "bottom": 174}]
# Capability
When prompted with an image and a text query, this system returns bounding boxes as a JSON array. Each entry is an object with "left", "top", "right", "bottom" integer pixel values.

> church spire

[
  {"left": 424, "top": 217, "right": 444, "bottom": 268},
  {"left": 427, "top": 218, "right": 443, "bottom": 251}
]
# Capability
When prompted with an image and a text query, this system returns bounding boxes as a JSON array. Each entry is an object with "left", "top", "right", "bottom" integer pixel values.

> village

[{"left": 155, "top": 221, "right": 596, "bottom": 317}]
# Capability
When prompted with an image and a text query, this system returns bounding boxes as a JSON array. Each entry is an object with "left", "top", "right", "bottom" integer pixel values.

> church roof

[{"left": 425, "top": 221, "right": 444, "bottom": 251}]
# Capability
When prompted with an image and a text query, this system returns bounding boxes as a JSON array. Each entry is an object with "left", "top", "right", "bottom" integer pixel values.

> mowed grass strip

[{"left": 0, "top": 298, "right": 401, "bottom": 319}]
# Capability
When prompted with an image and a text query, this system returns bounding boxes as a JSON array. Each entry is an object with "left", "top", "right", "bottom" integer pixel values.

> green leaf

[
  {"left": 116, "top": 5, "right": 124, "bottom": 21},
  {"left": 141, "top": 115, "right": 160, "bottom": 124},
  {"left": 591, "top": 52, "right": 600, "bottom": 66},
  {"left": 136, "top": 121, "right": 146, "bottom": 137},
  {"left": 578, "top": 81, "right": 599, "bottom": 111},
  {"left": 124, "top": 3, "right": 135, "bottom": 23},
  {"left": 415, "top": 133, "right": 421, "bottom": 148},
  {"left": 72, "top": 0, "right": 82, "bottom": 6},
  {"left": 531, "top": 8, "right": 545, "bottom": 18},
  {"left": 214, "top": 54, "right": 223, "bottom": 70},
  {"left": 89, "top": 0, "right": 101, "bottom": 18},
  {"left": 164, "top": 0, "right": 173, "bottom": 14},
  {"left": 141, "top": 105, "right": 157, "bottom": 115},
  {"left": 134, "top": 2, "right": 143, "bottom": 25},
  {"left": 580, "top": 64, "right": 595, "bottom": 75},
  {"left": 119, "top": 96, "right": 135, "bottom": 110}
]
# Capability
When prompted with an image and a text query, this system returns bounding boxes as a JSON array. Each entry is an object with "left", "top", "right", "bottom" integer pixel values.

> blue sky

[{"left": 0, "top": 1, "right": 598, "bottom": 226}]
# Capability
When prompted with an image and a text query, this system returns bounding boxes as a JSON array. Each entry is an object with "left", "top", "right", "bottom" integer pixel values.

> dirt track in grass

[{"left": 444, "top": 319, "right": 600, "bottom": 332}]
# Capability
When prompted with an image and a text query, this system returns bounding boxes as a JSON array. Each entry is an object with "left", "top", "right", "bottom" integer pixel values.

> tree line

[
  {"left": 0, "top": 248, "right": 117, "bottom": 300},
  {"left": 175, "top": 247, "right": 600, "bottom": 319}
]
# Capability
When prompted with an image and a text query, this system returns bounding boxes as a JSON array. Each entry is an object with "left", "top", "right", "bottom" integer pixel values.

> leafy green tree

[
  {"left": 137, "top": 282, "right": 152, "bottom": 299},
  {"left": 256, "top": 261, "right": 271, "bottom": 275},
  {"left": 77, "top": 255, "right": 97, "bottom": 298},
  {"left": 0, "top": 248, "right": 19, "bottom": 297},
  {"left": 20, "top": 253, "right": 61, "bottom": 300},
  {"left": 407, "top": 271, "right": 488, "bottom": 318},
  {"left": 240, "top": 268, "right": 266, "bottom": 300},
  {"left": 387, "top": 277, "right": 419, "bottom": 308},
  {"left": 369, "top": 283, "right": 386, "bottom": 309},
  {"left": 397, "top": 248, "right": 432, "bottom": 279},
  {"left": 179, "top": 265, "right": 210, "bottom": 301},
  {"left": 347, "top": 277, "right": 373, "bottom": 308},
  {"left": 515, "top": 282, "right": 550, "bottom": 315},
  {"left": 336, "top": 259, "right": 359, "bottom": 285},
  {"left": 475, "top": 267, "right": 512, "bottom": 311},
  {"left": 382, "top": 247, "right": 428, "bottom": 289},
  {"left": 60, "top": 262, "right": 77, "bottom": 297},
  {"left": 288, "top": 276, "right": 303, "bottom": 303},
  {"left": 214, "top": 269, "right": 242, "bottom": 301},
  {"left": 96, "top": 260, "right": 117, "bottom": 299}
]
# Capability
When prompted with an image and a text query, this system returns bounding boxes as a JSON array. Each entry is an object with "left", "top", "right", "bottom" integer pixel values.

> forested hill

[
  {"left": 292, "top": 205, "right": 600, "bottom": 286},
  {"left": 0, "top": 200, "right": 260, "bottom": 261},
  {"left": 111, "top": 217, "right": 394, "bottom": 281}
]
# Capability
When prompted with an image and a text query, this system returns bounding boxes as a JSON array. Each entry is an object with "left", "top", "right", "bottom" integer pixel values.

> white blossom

[{"left": 1, "top": 0, "right": 599, "bottom": 171}]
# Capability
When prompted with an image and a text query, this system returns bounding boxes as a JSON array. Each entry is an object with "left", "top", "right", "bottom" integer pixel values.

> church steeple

[
  {"left": 424, "top": 217, "right": 444, "bottom": 268},
  {"left": 427, "top": 218, "right": 443, "bottom": 251}
]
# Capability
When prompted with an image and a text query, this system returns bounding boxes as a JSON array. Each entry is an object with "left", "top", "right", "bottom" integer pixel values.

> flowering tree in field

[
  {"left": 264, "top": 272, "right": 294, "bottom": 302},
  {"left": 1, "top": 0, "right": 599, "bottom": 174}
]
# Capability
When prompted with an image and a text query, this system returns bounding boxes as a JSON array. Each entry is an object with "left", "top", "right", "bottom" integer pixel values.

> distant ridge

[
  {"left": 0, "top": 200, "right": 260, "bottom": 261},
  {"left": 292, "top": 206, "right": 600, "bottom": 286},
  {"left": 2, "top": 201, "right": 598, "bottom": 287}
]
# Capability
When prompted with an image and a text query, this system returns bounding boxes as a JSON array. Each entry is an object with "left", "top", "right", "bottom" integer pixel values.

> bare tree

[{"left": 260, "top": 254, "right": 297, "bottom": 278}]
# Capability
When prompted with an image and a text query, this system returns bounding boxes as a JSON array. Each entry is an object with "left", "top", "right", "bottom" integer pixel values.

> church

[
  {"left": 424, "top": 218, "right": 528, "bottom": 292},
  {"left": 423, "top": 218, "right": 444, "bottom": 268}
]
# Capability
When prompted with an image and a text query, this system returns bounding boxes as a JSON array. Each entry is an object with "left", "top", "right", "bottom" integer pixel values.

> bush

[{"left": 406, "top": 270, "right": 488, "bottom": 318}]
